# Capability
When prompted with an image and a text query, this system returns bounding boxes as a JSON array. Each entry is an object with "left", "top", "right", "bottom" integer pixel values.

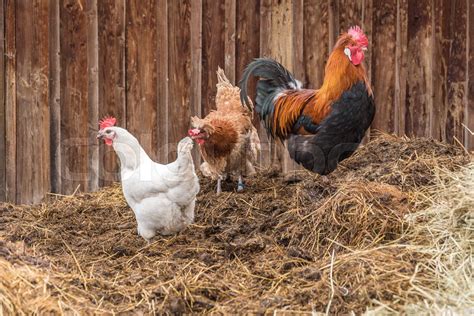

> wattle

[{"left": 351, "top": 48, "right": 365, "bottom": 65}]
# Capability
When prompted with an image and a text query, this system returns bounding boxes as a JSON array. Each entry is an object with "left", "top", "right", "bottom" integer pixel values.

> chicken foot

[
  {"left": 237, "top": 175, "right": 244, "bottom": 192},
  {"left": 216, "top": 176, "right": 223, "bottom": 194}
]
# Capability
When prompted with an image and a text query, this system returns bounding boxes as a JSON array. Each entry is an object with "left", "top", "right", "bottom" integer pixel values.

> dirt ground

[{"left": 0, "top": 134, "right": 471, "bottom": 314}]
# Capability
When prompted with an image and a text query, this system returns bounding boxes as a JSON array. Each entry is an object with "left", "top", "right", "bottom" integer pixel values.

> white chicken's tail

[{"left": 216, "top": 67, "right": 254, "bottom": 117}]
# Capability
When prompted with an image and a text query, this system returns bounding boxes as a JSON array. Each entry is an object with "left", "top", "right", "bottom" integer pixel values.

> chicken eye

[{"left": 106, "top": 130, "right": 112, "bottom": 134}]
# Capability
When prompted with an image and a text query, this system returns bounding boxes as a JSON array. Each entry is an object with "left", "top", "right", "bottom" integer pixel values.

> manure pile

[{"left": 1, "top": 134, "right": 472, "bottom": 314}]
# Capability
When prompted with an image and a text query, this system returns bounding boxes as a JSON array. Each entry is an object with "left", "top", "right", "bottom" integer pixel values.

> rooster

[
  {"left": 188, "top": 68, "right": 260, "bottom": 194},
  {"left": 97, "top": 117, "right": 200, "bottom": 242},
  {"left": 239, "top": 26, "right": 375, "bottom": 175}
]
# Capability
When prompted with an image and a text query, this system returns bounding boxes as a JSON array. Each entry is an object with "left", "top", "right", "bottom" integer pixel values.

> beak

[{"left": 97, "top": 131, "right": 104, "bottom": 139}]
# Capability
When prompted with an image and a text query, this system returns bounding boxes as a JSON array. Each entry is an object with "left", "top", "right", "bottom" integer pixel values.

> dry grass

[
  {"left": 391, "top": 164, "right": 474, "bottom": 315},
  {"left": 0, "top": 134, "right": 472, "bottom": 314}
]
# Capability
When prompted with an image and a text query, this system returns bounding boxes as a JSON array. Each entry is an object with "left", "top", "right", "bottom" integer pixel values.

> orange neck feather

[
  {"left": 308, "top": 44, "right": 372, "bottom": 121},
  {"left": 201, "top": 119, "right": 238, "bottom": 158}
]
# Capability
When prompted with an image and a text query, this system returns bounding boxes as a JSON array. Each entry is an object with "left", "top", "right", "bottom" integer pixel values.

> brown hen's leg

[
  {"left": 237, "top": 175, "right": 244, "bottom": 192},
  {"left": 216, "top": 176, "right": 223, "bottom": 195}
]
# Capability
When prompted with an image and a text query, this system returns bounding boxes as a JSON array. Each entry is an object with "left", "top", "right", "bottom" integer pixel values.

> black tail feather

[{"left": 239, "top": 58, "right": 300, "bottom": 134}]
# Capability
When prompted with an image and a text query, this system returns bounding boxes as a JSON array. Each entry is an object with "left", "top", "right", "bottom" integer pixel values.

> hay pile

[{"left": 0, "top": 134, "right": 472, "bottom": 314}]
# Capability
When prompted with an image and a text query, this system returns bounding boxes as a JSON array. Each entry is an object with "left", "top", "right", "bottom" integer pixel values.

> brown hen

[{"left": 189, "top": 68, "right": 260, "bottom": 193}]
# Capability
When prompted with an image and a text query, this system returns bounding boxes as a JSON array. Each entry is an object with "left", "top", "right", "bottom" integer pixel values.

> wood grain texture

[
  {"left": 395, "top": 0, "right": 408, "bottom": 135},
  {"left": 98, "top": 0, "right": 125, "bottom": 183},
  {"left": 2, "top": 1, "right": 474, "bottom": 203},
  {"left": 235, "top": 0, "right": 260, "bottom": 100},
  {"left": 49, "top": 0, "right": 61, "bottom": 194},
  {"left": 16, "top": 0, "right": 50, "bottom": 204},
  {"left": 267, "top": 0, "right": 300, "bottom": 172},
  {"left": 167, "top": 0, "right": 193, "bottom": 161},
  {"left": 468, "top": 0, "right": 474, "bottom": 150},
  {"left": 236, "top": 0, "right": 263, "bottom": 163},
  {"left": 292, "top": 0, "right": 304, "bottom": 82},
  {"left": 190, "top": 0, "right": 202, "bottom": 163},
  {"left": 328, "top": 0, "right": 339, "bottom": 51},
  {"left": 4, "top": 0, "right": 16, "bottom": 202},
  {"left": 290, "top": 0, "right": 304, "bottom": 171},
  {"left": 60, "top": 0, "right": 91, "bottom": 194},
  {"left": 445, "top": 0, "right": 467, "bottom": 144},
  {"left": 259, "top": 0, "right": 275, "bottom": 167},
  {"left": 157, "top": 0, "right": 169, "bottom": 163},
  {"left": 303, "top": 0, "right": 329, "bottom": 89},
  {"left": 431, "top": 0, "right": 467, "bottom": 144},
  {"left": 371, "top": 0, "right": 397, "bottom": 133},
  {"left": 87, "top": 0, "right": 99, "bottom": 192},
  {"left": 201, "top": 0, "right": 225, "bottom": 115},
  {"left": 432, "top": 0, "right": 448, "bottom": 141},
  {"left": 0, "top": 0, "right": 5, "bottom": 201},
  {"left": 405, "top": 0, "right": 433, "bottom": 137},
  {"left": 224, "top": 0, "right": 236, "bottom": 83},
  {"left": 126, "top": 0, "right": 158, "bottom": 161},
  {"left": 236, "top": 0, "right": 260, "bottom": 87}
]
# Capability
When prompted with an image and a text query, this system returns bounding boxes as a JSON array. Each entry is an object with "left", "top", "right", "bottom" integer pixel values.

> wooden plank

[
  {"left": 16, "top": 0, "right": 50, "bottom": 204},
  {"left": 431, "top": 0, "right": 467, "bottom": 144},
  {"left": 405, "top": 0, "right": 433, "bottom": 138},
  {"left": 236, "top": 0, "right": 260, "bottom": 91},
  {"left": 259, "top": 0, "right": 275, "bottom": 168},
  {"left": 4, "top": 0, "right": 16, "bottom": 202},
  {"left": 328, "top": 0, "right": 339, "bottom": 51},
  {"left": 126, "top": 0, "right": 158, "bottom": 161},
  {"left": 157, "top": 0, "right": 169, "bottom": 163},
  {"left": 60, "top": 0, "right": 91, "bottom": 194},
  {"left": 303, "top": 0, "right": 329, "bottom": 89},
  {"left": 292, "top": 0, "right": 304, "bottom": 82},
  {"left": 395, "top": 0, "right": 408, "bottom": 136},
  {"left": 290, "top": 0, "right": 304, "bottom": 171},
  {"left": 49, "top": 0, "right": 61, "bottom": 193},
  {"left": 337, "top": 0, "right": 374, "bottom": 43},
  {"left": 98, "top": 0, "right": 125, "bottom": 184},
  {"left": 167, "top": 0, "right": 193, "bottom": 161},
  {"left": 468, "top": 0, "right": 474, "bottom": 150},
  {"left": 201, "top": 0, "right": 225, "bottom": 115},
  {"left": 371, "top": 0, "right": 397, "bottom": 133},
  {"left": 86, "top": 0, "right": 99, "bottom": 192},
  {"left": 190, "top": 0, "right": 202, "bottom": 163},
  {"left": 431, "top": 0, "right": 448, "bottom": 141},
  {"left": 445, "top": 0, "right": 467, "bottom": 144},
  {"left": 0, "top": 0, "right": 5, "bottom": 201},
  {"left": 236, "top": 0, "right": 264, "bottom": 165},
  {"left": 224, "top": 0, "right": 236, "bottom": 83},
  {"left": 268, "top": 0, "right": 300, "bottom": 173},
  {"left": 259, "top": 0, "right": 272, "bottom": 58}
]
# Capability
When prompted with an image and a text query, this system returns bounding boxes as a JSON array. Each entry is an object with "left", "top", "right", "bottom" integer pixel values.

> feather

[
  {"left": 192, "top": 69, "right": 261, "bottom": 181},
  {"left": 238, "top": 26, "right": 375, "bottom": 175}
]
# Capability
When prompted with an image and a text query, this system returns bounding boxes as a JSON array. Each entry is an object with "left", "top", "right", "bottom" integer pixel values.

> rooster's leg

[
  {"left": 237, "top": 175, "right": 244, "bottom": 192},
  {"left": 216, "top": 176, "right": 223, "bottom": 194}
]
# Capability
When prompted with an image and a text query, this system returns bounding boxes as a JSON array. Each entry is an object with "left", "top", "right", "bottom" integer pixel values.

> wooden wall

[{"left": 0, "top": 0, "right": 472, "bottom": 204}]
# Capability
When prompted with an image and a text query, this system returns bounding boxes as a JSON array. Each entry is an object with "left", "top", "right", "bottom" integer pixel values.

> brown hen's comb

[{"left": 99, "top": 116, "right": 116, "bottom": 130}]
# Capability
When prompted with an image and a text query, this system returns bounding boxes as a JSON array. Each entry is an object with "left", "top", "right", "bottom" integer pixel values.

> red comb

[
  {"left": 348, "top": 25, "right": 368, "bottom": 47},
  {"left": 99, "top": 116, "right": 116, "bottom": 130}
]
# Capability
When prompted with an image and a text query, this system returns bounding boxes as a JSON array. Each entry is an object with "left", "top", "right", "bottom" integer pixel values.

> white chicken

[{"left": 97, "top": 117, "right": 200, "bottom": 242}]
